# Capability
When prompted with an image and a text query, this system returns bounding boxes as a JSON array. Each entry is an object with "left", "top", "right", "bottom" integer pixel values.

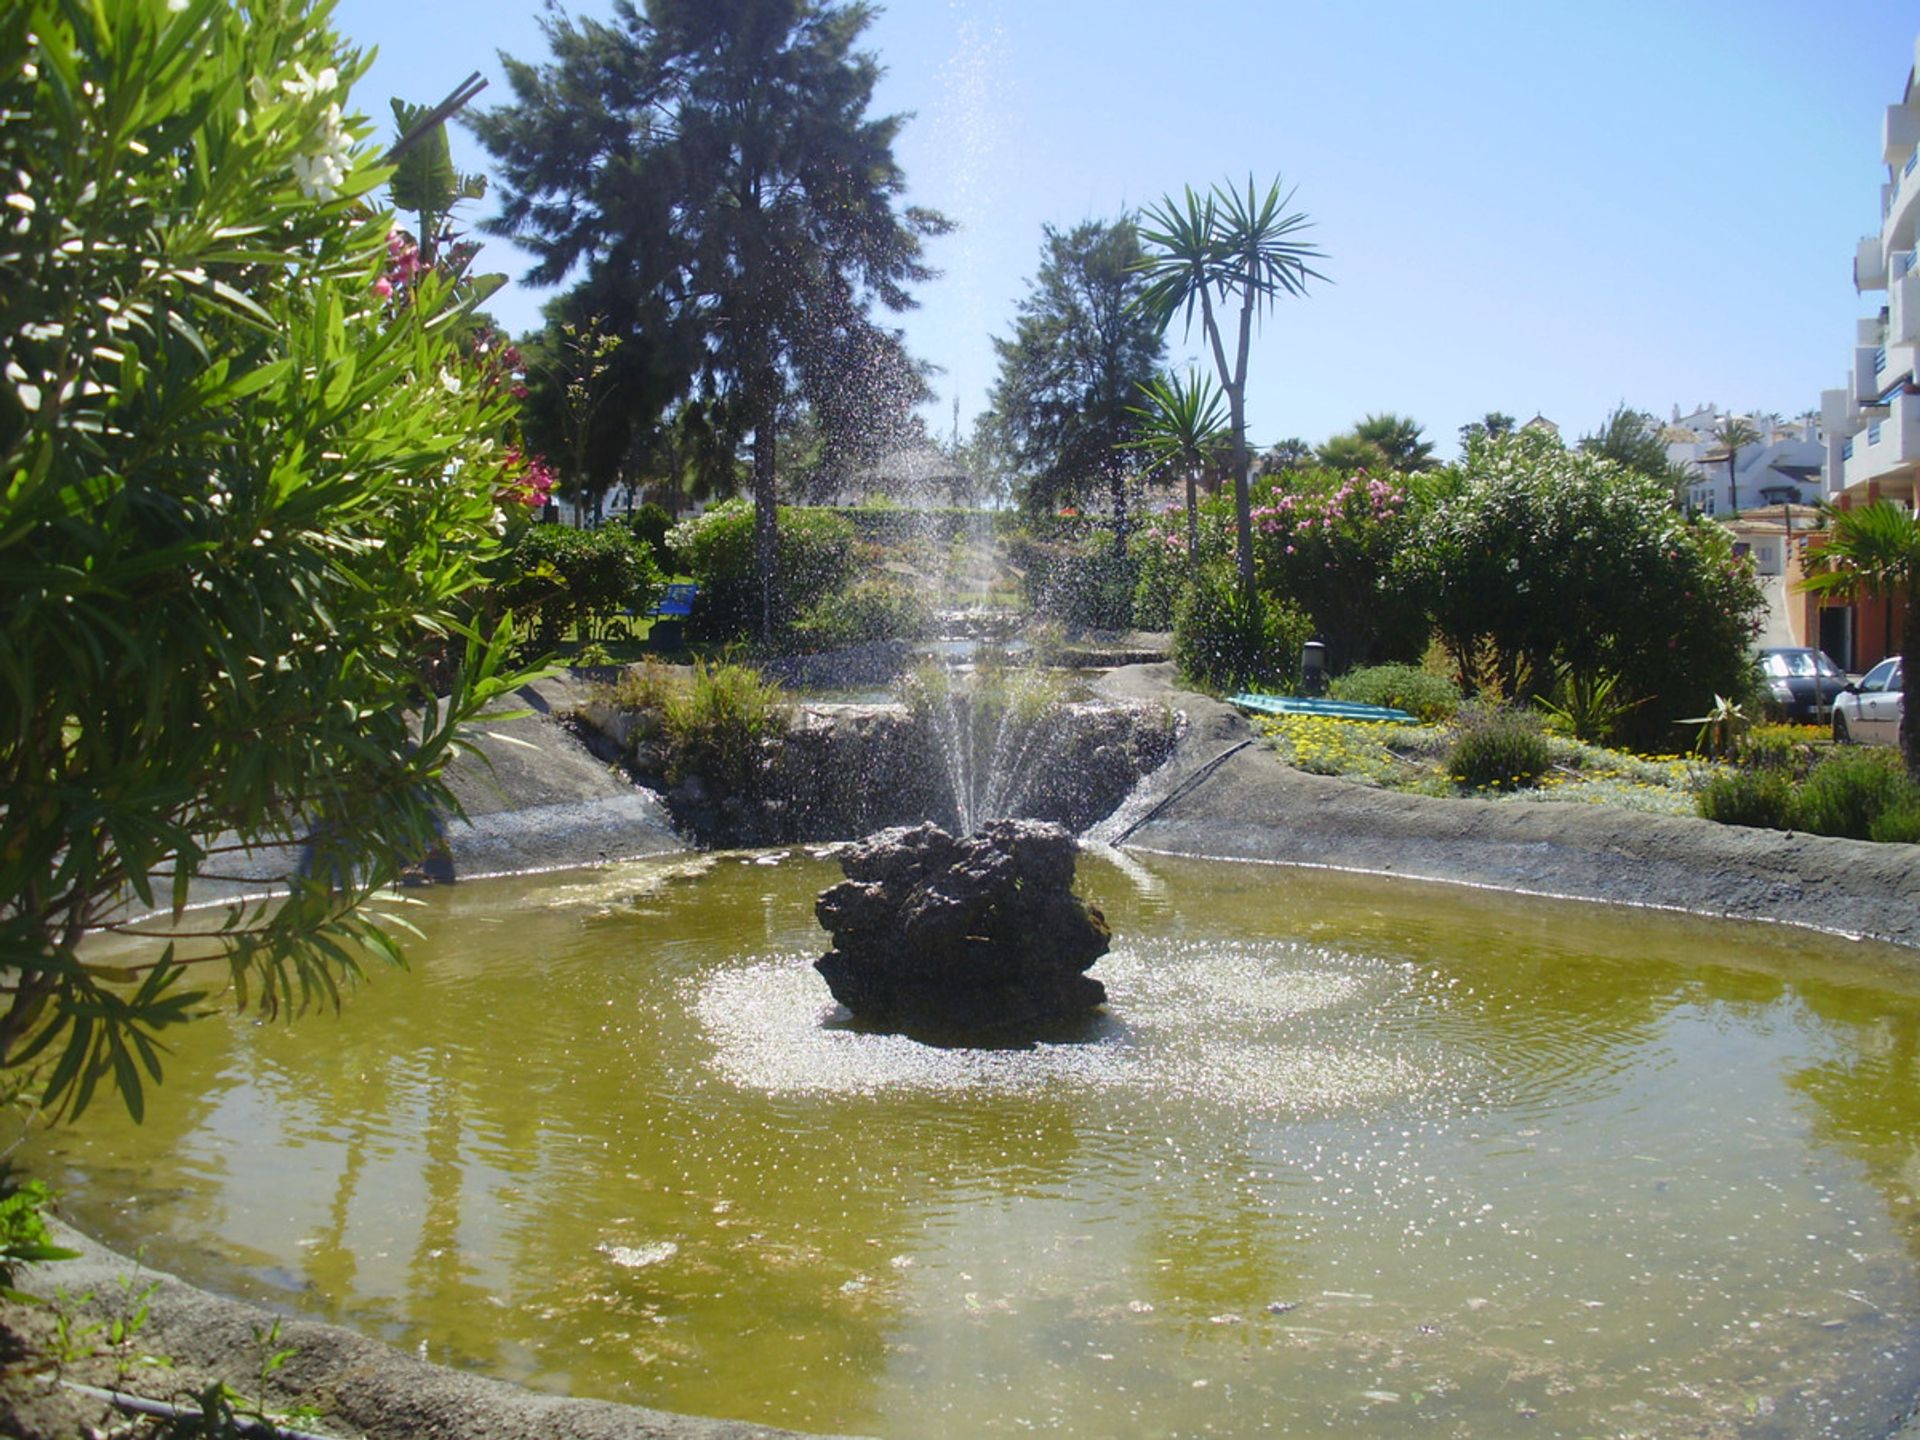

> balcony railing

[
  {"left": 1898, "top": 250, "right": 1919, "bottom": 280},
  {"left": 1870, "top": 421, "right": 1884, "bottom": 444},
  {"left": 1844, "top": 437, "right": 1856, "bottom": 459},
  {"left": 1876, "top": 345, "right": 1889, "bottom": 374},
  {"left": 1907, "top": 150, "right": 1917, "bottom": 178}
]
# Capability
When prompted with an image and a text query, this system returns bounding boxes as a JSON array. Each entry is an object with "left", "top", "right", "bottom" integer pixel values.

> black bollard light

[{"left": 1300, "top": 640, "right": 1328, "bottom": 697}]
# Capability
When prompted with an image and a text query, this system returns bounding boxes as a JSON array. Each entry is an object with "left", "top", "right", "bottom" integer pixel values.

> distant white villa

[{"left": 1661, "top": 405, "right": 1824, "bottom": 516}]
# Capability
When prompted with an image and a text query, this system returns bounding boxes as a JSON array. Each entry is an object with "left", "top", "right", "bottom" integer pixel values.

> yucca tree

[
  {"left": 1136, "top": 176, "right": 1328, "bottom": 598},
  {"left": 1128, "top": 369, "right": 1230, "bottom": 558},
  {"left": 1800, "top": 499, "right": 1920, "bottom": 774}
]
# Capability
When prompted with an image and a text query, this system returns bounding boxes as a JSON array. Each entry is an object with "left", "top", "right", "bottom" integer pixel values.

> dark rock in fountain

[{"left": 814, "top": 819, "right": 1110, "bottom": 1033}]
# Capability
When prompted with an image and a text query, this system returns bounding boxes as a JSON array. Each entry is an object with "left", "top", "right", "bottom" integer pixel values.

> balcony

[
  {"left": 1856, "top": 346, "right": 1884, "bottom": 405},
  {"left": 1885, "top": 100, "right": 1920, "bottom": 166},
  {"left": 1893, "top": 268, "right": 1920, "bottom": 344},
  {"left": 1885, "top": 145, "right": 1920, "bottom": 252},
  {"left": 1841, "top": 386, "right": 1920, "bottom": 494},
  {"left": 1858, "top": 234, "right": 1889, "bottom": 290}
]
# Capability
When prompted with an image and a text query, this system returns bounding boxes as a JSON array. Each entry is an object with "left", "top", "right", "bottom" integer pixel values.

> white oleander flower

[{"left": 291, "top": 102, "right": 350, "bottom": 201}]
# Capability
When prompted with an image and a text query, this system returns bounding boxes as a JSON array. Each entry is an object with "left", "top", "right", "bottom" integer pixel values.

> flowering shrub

[
  {"left": 1244, "top": 467, "right": 1428, "bottom": 668},
  {"left": 1411, "top": 431, "right": 1764, "bottom": 745},
  {"left": 1127, "top": 502, "right": 1228, "bottom": 629},
  {"left": 498, "top": 449, "right": 556, "bottom": 511}
]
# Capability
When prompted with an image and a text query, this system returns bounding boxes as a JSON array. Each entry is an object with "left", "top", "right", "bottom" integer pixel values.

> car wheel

[{"left": 1834, "top": 712, "right": 1852, "bottom": 744}]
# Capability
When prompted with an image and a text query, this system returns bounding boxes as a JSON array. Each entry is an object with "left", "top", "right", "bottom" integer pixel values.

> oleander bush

[{"left": 1172, "top": 564, "right": 1312, "bottom": 694}]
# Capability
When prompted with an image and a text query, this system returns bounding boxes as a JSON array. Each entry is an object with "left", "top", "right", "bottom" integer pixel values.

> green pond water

[{"left": 25, "top": 849, "right": 1920, "bottom": 1438}]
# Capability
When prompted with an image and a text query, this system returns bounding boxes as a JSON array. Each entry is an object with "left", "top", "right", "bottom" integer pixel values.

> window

[{"left": 1861, "top": 658, "right": 1899, "bottom": 693}]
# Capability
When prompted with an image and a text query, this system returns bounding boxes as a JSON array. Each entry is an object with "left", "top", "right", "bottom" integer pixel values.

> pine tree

[
  {"left": 472, "top": 0, "right": 950, "bottom": 637},
  {"left": 986, "top": 217, "right": 1166, "bottom": 543}
]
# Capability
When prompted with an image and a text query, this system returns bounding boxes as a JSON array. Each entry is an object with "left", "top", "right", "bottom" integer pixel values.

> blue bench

[
  {"left": 653, "top": 582, "right": 699, "bottom": 619},
  {"left": 1229, "top": 692, "right": 1415, "bottom": 723}
]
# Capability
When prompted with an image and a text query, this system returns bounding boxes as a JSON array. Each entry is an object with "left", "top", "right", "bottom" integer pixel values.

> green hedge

[
  {"left": 667, "top": 500, "right": 858, "bottom": 643},
  {"left": 500, "top": 524, "right": 664, "bottom": 650}
]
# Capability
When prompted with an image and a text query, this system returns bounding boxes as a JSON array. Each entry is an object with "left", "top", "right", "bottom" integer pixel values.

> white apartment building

[
  {"left": 1821, "top": 33, "right": 1920, "bottom": 512},
  {"left": 1662, "top": 405, "right": 1824, "bottom": 516}
]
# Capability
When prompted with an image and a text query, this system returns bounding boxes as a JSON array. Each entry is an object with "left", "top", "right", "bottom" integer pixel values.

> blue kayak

[{"left": 1228, "top": 693, "right": 1415, "bottom": 723}]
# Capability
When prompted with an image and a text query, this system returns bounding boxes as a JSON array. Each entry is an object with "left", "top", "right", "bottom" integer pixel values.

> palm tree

[
  {"left": 1128, "top": 370, "right": 1230, "bottom": 559},
  {"left": 1136, "top": 176, "right": 1328, "bottom": 599},
  {"left": 1800, "top": 499, "right": 1920, "bottom": 775},
  {"left": 1315, "top": 433, "right": 1391, "bottom": 474},
  {"left": 1352, "top": 412, "right": 1436, "bottom": 471},
  {"left": 1712, "top": 415, "right": 1762, "bottom": 516}
]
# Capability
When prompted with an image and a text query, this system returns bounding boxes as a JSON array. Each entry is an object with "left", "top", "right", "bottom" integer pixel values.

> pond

[{"left": 25, "top": 850, "right": 1920, "bottom": 1438}]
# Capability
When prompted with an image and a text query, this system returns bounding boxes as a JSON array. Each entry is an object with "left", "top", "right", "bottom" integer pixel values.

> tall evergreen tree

[
  {"left": 1579, "top": 402, "right": 1690, "bottom": 506},
  {"left": 1458, "top": 411, "right": 1517, "bottom": 451},
  {"left": 986, "top": 217, "right": 1166, "bottom": 546},
  {"left": 471, "top": 0, "right": 949, "bottom": 637}
]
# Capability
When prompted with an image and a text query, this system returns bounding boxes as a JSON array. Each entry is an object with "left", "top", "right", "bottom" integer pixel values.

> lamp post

[{"left": 1301, "top": 640, "right": 1328, "bottom": 697}]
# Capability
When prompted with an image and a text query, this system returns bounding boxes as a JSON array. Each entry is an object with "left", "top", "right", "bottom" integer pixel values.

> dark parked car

[
  {"left": 1757, "top": 646, "right": 1848, "bottom": 723},
  {"left": 1832, "top": 655, "right": 1906, "bottom": 748}
]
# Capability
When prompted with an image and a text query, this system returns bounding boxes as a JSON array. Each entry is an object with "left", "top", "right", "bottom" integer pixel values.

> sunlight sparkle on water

[{"left": 693, "top": 937, "right": 1437, "bottom": 1114}]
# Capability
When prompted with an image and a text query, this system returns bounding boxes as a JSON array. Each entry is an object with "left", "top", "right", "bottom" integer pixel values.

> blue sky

[{"left": 330, "top": 0, "right": 1919, "bottom": 460}]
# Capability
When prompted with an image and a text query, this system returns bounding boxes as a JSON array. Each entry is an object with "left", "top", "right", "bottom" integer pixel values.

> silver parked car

[{"left": 1831, "top": 656, "right": 1906, "bottom": 748}]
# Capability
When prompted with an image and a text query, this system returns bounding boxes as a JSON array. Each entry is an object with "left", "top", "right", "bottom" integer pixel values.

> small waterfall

[{"left": 900, "top": 656, "right": 1071, "bottom": 834}]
